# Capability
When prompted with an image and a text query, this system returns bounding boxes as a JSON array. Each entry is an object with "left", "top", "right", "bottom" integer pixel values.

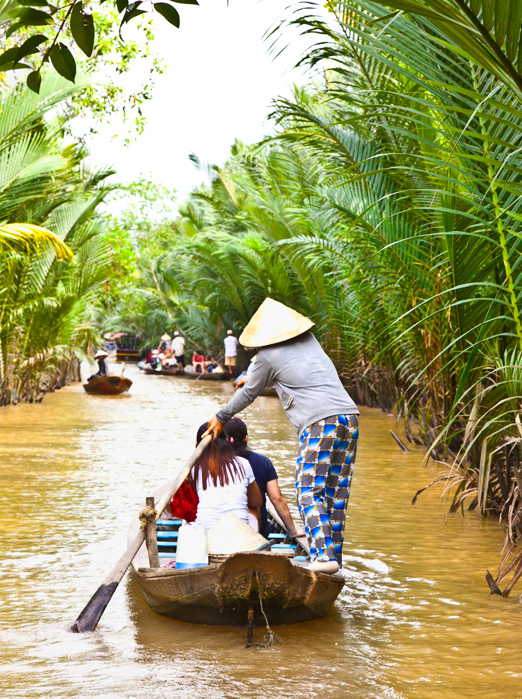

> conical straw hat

[
  {"left": 207, "top": 512, "right": 267, "bottom": 554},
  {"left": 239, "top": 298, "right": 314, "bottom": 349},
  {"left": 94, "top": 350, "right": 108, "bottom": 359},
  {"left": 161, "top": 333, "right": 171, "bottom": 341}
]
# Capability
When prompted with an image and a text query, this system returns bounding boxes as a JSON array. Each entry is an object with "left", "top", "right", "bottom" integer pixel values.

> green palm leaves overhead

[
  {"left": 0, "top": 223, "right": 73, "bottom": 259},
  {"left": 370, "top": 0, "right": 522, "bottom": 93},
  {"left": 0, "top": 72, "right": 112, "bottom": 405}
]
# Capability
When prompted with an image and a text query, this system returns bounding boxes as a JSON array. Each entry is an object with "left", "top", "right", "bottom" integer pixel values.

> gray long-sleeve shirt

[{"left": 216, "top": 332, "right": 359, "bottom": 437}]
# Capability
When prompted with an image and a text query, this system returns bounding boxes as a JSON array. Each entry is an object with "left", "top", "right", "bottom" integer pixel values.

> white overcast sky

[{"left": 79, "top": 0, "right": 319, "bottom": 198}]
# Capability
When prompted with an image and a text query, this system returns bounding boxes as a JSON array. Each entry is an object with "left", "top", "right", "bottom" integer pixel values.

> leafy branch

[{"left": 0, "top": 0, "right": 198, "bottom": 93}]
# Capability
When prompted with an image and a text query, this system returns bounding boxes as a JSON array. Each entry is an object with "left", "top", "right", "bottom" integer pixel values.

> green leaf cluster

[
  {"left": 0, "top": 71, "right": 114, "bottom": 404},
  {"left": 0, "top": 0, "right": 198, "bottom": 92}
]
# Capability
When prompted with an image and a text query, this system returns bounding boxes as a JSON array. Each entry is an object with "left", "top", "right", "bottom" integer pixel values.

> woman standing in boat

[{"left": 204, "top": 298, "right": 359, "bottom": 575}]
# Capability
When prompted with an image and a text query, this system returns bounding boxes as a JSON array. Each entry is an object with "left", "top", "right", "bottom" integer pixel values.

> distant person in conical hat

[
  {"left": 204, "top": 298, "right": 360, "bottom": 575},
  {"left": 159, "top": 333, "right": 171, "bottom": 352},
  {"left": 87, "top": 350, "right": 109, "bottom": 382}
]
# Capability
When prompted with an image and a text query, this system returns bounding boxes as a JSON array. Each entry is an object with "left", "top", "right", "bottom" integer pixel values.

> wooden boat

[
  {"left": 83, "top": 374, "right": 132, "bottom": 395},
  {"left": 138, "top": 359, "right": 231, "bottom": 381},
  {"left": 183, "top": 371, "right": 232, "bottom": 382},
  {"left": 129, "top": 480, "right": 344, "bottom": 626},
  {"left": 139, "top": 366, "right": 186, "bottom": 377}
]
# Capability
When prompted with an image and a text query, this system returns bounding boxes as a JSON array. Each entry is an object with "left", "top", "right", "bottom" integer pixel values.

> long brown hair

[{"left": 192, "top": 422, "right": 244, "bottom": 490}]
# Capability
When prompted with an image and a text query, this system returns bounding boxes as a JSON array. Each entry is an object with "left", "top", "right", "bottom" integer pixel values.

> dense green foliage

[
  {"left": 0, "top": 73, "right": 112, "bottom": 405},
  {"left": 109, "top": 0, "right": 522, "bottom": 593},
  {"left": 96, "top": 179, "right": 178, "bottom": 347}
]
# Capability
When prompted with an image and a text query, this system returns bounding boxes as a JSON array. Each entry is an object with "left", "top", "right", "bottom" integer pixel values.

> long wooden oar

[{"left": 70, "top": 435, "right": 212, "bottom": 633}]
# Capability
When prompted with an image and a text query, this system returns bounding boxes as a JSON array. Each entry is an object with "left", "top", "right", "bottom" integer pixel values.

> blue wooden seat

[
  {"left": 271, "top": 544, "right": 297, "bottom": 550},
  {"left": 268, "top": 533, "right": 286, "bottom": 539},
  {"left": 156, "top": 519, "right": 182, "bottom": 526},
  {"left": 156, "top": 531, "right": 178, "bottom": 540}
]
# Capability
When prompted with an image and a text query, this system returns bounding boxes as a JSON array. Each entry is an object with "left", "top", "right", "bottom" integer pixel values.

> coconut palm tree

[
  {"left": 268, "top": 0, "right": 522, "bottom": 593},
  {"left": 0, "top": 72, "right": 113, "bottom": 404}
]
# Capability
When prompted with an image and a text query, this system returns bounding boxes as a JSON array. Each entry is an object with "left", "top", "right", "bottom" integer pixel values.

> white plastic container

[{"left": 175, "top": 522, "right": 209, "bottom": 569}]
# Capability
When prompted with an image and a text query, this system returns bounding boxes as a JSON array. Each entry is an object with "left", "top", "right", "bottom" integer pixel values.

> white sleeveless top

[{"left": 194, "top": 456, "right": 255, "bottom": 528}]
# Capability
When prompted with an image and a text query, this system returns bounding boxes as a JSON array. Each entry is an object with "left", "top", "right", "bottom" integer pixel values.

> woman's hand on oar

[
  {"left": 202, "top": 416, "right": 223, "bottom": 440},
  {"left": 70, "top": 435, "right": 212, "bottom": 633}
]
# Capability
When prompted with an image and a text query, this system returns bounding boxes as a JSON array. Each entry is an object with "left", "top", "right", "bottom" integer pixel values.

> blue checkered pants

[{"left": 296, "top": 414, "right": 359, "bottom": 564}]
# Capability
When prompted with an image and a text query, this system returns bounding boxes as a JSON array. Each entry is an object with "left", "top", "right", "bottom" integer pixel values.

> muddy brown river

[{"left": 0, "top": 365, "right": 521, "bottom": 698}]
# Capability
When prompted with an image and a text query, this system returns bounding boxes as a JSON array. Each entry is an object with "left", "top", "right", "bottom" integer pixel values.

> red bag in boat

[{"left": 169, "top": 479, "right": 198, "bottom": 522}]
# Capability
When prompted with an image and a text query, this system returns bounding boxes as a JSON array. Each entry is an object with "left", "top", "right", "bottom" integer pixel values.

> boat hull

[
  {"left": 83, "top": 375, "right": 132, "bottom": 394},
  {"left": 183, "top": 372, "right": 231, "bottom": 381},
  {"left": 140, "top": 367, "right": 185, "bottom": 376},
  {"left": 136, "top": 552, "right": 343, "bottom": 626},
  {"left": 138, "top": 366, "right": 229, "bottom": 380}
]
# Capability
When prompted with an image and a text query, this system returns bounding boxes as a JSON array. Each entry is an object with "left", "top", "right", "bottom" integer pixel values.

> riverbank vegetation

[
  {"left": 105, "top": 1, "right": 522, "bottom": 594},
  {"left": 0, "top": 73, "right": 113, "bottom": 405},
  {"left": 0, "top": 0, "right": 166, "bottom": 405}
]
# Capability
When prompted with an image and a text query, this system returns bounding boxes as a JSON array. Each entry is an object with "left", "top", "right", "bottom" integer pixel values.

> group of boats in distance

[
  {"left": 138, "top": 364, "right": 278, "bottom": 395},
  {"left": 82, "top": 363, "right": 279, "bottom": 395}
]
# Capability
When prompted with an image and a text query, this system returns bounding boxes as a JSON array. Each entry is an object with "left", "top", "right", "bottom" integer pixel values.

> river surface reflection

[{"left": 0, "top": 365, "right": 521, "bottom": 698}]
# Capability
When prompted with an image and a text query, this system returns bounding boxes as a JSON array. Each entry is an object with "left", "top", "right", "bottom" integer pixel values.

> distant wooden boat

[
  {"left": 129, "top": 480, "right": 344, "bottom": 626},
  {"left": 116, "top": 348, "right": 140, "bottom": 362},
  {"left": 139, "top": 365, "right": 185, "bottom": 377},
  {"left": 183, "top": 371, "right": 231, "bottom": 382},
  {"left": 261, "top": 387, "right": 277, "bottom": 396},
  {"left": 83, "top": 374, "right": 132, "bottom": 395}
]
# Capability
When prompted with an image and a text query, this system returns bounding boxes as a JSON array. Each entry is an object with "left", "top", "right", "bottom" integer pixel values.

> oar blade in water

[
  {"left": 69, "top": 435, "right": 212, "bottom": 633},
  {"left": 70, "top": 582, "right": 118, "bottom": 633},
  {"left": 70, "top": 529, "right": 146, "bottom": 633}
]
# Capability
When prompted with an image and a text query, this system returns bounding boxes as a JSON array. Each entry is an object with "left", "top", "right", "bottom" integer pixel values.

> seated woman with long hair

[
  {"left": 224, "top": 418, "right": 306, "bottom": 539},
  {"left": 191, "top": 422, "right": 263, "bottom": 530}
]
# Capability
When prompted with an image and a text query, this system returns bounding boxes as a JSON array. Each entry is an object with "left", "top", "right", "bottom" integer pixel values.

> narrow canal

[{"left": 0, "top": 366, "right": 521, "bottom": 698}]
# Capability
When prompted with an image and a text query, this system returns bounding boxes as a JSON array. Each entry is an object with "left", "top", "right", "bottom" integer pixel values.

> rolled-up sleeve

[{"left": 216, "top": 355, "right": 274, "bottom": 424}]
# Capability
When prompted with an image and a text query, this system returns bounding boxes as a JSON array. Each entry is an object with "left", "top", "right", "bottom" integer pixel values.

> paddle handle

[
  {"left": 153, "top": 435, "right": 212, "bottom": 519},
  {"left": 102, "top": 433, "right": 211, "bottom": 585},
  {"left": 70, "top": 435, "right": 212, "bottom": 633},
  {"left": 255, "top": 539, "right": 277, "bottom": 551}
]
